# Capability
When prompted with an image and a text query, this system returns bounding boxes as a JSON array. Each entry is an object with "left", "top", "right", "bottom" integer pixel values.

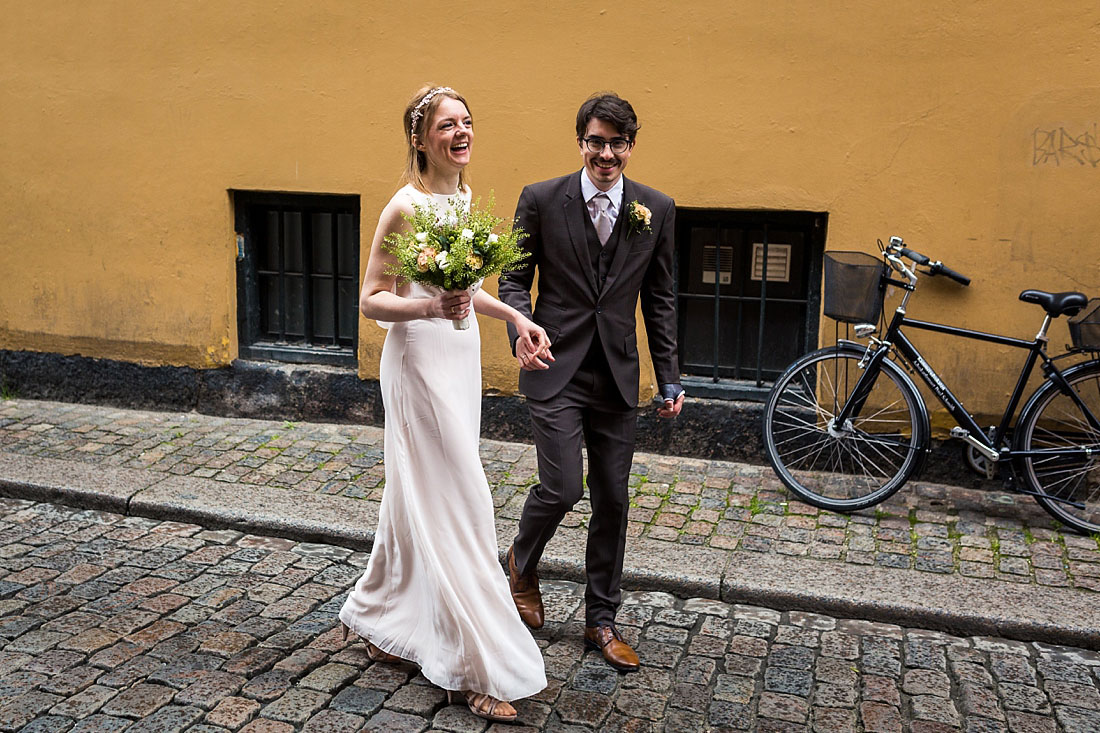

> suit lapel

[
  {"left": 602, "top": 177, "right": 638, "bottom": 295},
  {"left": 563, "top": 172, "right": 599, "bottom": 295}
]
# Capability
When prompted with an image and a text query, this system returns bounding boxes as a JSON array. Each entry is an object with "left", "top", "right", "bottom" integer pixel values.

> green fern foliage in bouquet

[{"left": 383, "top": 193, "right": 529, "bottom": 293}]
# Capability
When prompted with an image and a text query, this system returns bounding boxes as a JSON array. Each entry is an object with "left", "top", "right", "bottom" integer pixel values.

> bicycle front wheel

[
  {"left": 1014, "top": 361, "right": 1100, "bottom": 534},
  {"left": 763, "top": 345, "right": 928, "bottom": 512}
]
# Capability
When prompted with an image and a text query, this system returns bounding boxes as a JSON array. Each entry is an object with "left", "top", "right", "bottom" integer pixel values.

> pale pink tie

[{"left": 592, "top": 194, "right": 612, "bottom": 246}]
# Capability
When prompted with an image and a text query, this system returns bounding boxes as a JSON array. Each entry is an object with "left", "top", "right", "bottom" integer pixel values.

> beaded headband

[{"left": 409, "top": 87, "right": 456, "bottom": 136}]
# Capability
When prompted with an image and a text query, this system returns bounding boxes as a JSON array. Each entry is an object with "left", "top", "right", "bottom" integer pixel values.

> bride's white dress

[{"left": 339, "top": 185, "right": 546, "bottom": 702}]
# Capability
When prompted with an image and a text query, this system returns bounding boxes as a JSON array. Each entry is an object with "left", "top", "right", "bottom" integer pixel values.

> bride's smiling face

[{"left": 416, "top": 97, "right": 473, "bottom": 173}]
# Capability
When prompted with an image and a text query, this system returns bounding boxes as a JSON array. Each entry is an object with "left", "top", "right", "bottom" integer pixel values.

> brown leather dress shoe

[
  {"left": 584, "top": 624, "right": 640, "bottom": 672},
  {"left": 506, "top": 545, "right": 544, "bottom": 629}
]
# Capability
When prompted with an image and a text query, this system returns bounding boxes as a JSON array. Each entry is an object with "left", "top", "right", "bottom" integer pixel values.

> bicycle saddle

[{"left": 1018, "top": 289, "right": 1088, "bottom": 317}]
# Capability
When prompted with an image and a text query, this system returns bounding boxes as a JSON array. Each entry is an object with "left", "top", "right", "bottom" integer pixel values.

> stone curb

[
  {"left": 0, "top": 450, "right": 1095, "bottom": 651},
  {"left": 719, "top": 551, "right": 1100, "bottom": 651}
]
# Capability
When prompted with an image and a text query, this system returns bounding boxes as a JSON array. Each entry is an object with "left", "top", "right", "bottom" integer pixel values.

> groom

[{"left": 499, "top": 92, "right": 684, "bottom": 672}]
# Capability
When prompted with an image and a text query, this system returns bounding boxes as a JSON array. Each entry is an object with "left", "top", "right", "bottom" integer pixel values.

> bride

[{"left": 338, "top": 85, "right": 549, "bottom": 723}]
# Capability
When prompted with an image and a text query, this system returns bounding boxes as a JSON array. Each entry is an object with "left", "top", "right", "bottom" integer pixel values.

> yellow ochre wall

[{"left": 2, "top": 1, "right": 1098, "bottom": 419}]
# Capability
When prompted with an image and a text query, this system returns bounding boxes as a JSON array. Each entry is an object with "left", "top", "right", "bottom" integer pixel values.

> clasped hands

[{"left": 515, "top": 322, "right": 554, "bottom": 371}]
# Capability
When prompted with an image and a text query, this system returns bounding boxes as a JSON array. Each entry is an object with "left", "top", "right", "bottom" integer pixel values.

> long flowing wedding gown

[{"left": 339, "top": 185, "right": 546, "bottom": 702}]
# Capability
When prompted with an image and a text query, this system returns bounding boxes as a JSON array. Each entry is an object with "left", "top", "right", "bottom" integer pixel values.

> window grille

[
  {"left": 675, "top": 210, "right": 825, "bottom": 387},
  {"left": 234, "top": 192, "right": 360, "bottom": 366}
]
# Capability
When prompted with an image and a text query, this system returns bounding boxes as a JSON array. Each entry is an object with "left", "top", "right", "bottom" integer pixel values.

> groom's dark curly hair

[{"left": 576, "top": 93, "right": 640, "bottom": 142}]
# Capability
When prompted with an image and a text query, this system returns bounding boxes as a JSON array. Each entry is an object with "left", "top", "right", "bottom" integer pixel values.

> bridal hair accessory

[{"left": 410, "top": 87, "right": 456, "bottom": 135}]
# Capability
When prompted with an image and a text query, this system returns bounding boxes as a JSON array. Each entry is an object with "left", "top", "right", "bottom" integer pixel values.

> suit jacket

[{"left": 499, "top": 171, "right": 679, "bottom": 408}]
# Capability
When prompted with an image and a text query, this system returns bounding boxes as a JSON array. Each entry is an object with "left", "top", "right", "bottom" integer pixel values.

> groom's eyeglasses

[{"left": 582, "top": 137, "right": 631, "bottom": 154}]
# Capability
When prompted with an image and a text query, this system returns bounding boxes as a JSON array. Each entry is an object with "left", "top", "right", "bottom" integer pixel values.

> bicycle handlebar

[
  {"left": 888, "top": 238, "right": 970, "bottom": 287},
  {"left": 898, "top": 246, "right": 929, "bottom": 265},
  {"left": 926, "top": 261, "right": 971, "bottom": 287}
]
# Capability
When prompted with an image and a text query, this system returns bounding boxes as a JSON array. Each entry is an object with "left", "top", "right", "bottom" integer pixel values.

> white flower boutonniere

[{"left": 627, "top": 200, "right": 653, "bottom": 236}]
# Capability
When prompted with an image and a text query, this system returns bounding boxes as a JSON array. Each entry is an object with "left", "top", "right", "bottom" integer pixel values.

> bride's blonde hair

[{"left": 402, "top": 84, "right": 472, "bottom": 194}]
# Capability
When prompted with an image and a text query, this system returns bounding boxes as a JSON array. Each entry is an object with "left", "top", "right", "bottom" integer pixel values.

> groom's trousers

[{"left": 513, "top": 352, "right": 637, "bottom": 627}]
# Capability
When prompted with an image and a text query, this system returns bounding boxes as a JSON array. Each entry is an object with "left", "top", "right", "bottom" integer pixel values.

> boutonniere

[{"left": 627, "top": 200, "right": 653, "bottom": 236}]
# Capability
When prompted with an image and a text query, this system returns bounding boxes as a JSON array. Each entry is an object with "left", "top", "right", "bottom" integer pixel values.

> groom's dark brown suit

[{"left": 499, "top": 169, "right": 679, "bottom": 635}]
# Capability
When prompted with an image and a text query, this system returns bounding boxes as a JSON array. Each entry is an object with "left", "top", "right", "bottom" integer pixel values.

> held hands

[
  {"left": 515, "top": 318, "right": 554, "bottom": 371},
  {"left": 429, "top": 290, "right": 471, "bottom": 322}
]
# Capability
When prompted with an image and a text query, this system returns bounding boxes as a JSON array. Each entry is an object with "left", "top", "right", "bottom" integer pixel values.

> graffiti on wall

[{"left": 1033, "top": 124, "right": 1099, "bottom": 167}]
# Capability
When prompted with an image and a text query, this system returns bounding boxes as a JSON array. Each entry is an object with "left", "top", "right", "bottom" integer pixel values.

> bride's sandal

[
  {"left": 446, "top": 690, "right": 517, "bottom": 723},
  {"left": 364, "top": 641, "right": 403, "bottom": 664},
  {"left": 339, "top": 622, "right": 405, "bottom": 664}
]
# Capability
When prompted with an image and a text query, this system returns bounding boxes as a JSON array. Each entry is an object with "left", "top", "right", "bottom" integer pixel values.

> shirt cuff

[{"left": 659, "top": 383, "right": 685, "bottom": 402}]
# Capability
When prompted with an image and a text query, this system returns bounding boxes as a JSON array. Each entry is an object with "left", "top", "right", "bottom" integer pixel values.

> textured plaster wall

[{"left": 1, "top": 1, "right": 1098, "bottom": 414}]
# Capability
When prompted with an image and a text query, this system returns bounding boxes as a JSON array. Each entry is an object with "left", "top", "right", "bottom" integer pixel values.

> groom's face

[{"left": 579, "top": 118, "right": 633, "bottom": 191}]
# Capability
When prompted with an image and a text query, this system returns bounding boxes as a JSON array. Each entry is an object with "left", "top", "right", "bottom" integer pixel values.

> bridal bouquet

[{"left": 384, "top": 193, "right": 529, "bottom": 330}]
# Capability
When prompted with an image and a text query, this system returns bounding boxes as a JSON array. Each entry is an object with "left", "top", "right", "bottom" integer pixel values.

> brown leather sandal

[
  {"left": 446, "top": 689, "right": 518, "bottom": 723},
  {"left": 340, "top": 622, "right": 404, "bottom": 664}
]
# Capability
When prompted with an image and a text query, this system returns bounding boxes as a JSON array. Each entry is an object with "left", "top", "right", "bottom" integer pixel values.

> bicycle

[{"left": 761, "top": 236, "right": 1100, "bottom": 535}]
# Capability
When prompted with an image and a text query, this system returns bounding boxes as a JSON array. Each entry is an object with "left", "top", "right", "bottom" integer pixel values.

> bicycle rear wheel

[
  {"left": 763, "top": 345, "right": 928, "bottom": 512},
  {"left": 1014, "top": 361, "right": 1100, "bottom": 534}
]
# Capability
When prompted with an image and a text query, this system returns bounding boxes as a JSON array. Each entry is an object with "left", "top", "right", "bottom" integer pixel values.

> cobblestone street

[
  {"left": 1, "top": 401, "right": 1097, "bottom": 595},
  {"left": 2, "top": 499, "right": 1099, "bottom": 732}
]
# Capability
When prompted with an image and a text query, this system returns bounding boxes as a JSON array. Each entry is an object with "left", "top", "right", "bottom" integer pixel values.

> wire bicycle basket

[
  {"left": 1068, "top": 298, "right": 1100, "bottom": 351},
  {"left": 822, "top": 251, "right": 888, "bottom": 324}
]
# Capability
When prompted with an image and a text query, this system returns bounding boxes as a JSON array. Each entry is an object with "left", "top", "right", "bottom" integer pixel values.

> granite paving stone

[
  {"left": 175, "top": 670, "right": 249, "bottom": 709},
  {"left": 382, "top": 682, "right": 446, "bottom": 717},
  {"left": 124, "top": 703, "right": 205, "bottom": 732},
  {"left": 299, "top": 708, "right": 365, "bottom": 733},
  {"left": 241, "top": 669, "right": 297, "bottom": 702},
  {"left": 0, "top": 690, "right": 62, "bottom": 730},
  {"left": 206, "top": 695, "right": 263, "bottom": 729},
  {"left": 258, "top": 687, "right": 331, "bottom": 724},
  {"left": 99, "top": 682, "right": 176, "bottom": 718},
  {"left": 17, "top": 716, "right": 76, "bottom": 733},
  {"left": 47, "top": 683, "right": 117, "bottom": 718},
  {"left": 328, "top": 683, "right": 386, "bottom": 717},
  {"left": 358, "top": 708, "right": 429, "bottom": 732}
]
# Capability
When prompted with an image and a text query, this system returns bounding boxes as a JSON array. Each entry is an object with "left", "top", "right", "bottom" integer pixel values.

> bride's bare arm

[{"left": 360, "top": 196, "right": 470, "bottom": 323}]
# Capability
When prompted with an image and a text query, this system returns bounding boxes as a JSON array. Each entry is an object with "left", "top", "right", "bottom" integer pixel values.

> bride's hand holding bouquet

[{"left": 384, "top": 193, "right": 529, "bottom": 331}]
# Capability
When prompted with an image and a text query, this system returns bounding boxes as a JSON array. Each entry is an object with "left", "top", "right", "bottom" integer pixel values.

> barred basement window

[
  {"left": 675, "top": 210, "right": 826, "bottom": 391},
  {"left": 234, "top": 191, "right": 360, "bottom": 366}
]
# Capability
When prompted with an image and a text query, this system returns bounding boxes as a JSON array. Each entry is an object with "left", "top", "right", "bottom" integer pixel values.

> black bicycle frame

[{"left": 835, "top": 307, "right": 1082, "bottom": 455}]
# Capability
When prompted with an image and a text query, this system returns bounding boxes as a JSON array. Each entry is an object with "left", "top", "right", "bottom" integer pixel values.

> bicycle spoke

[
  {"left": 1036, "top": 470, "right": 1091, "bottom": 503},
  {"left": 780, "top": 432, "right": 836, "bottom": 467},
  {"left": 837, "top": 439, "right": 879, "bottom": 483},
  {"left": 772, "top": 412, "right": 828, "bottom": 432},
  {"left": 854, "top": 433, "right": 907, "bottom": 468},
  {"left": 1031, "top": 462, "right": 1096, "bottom": 493}
]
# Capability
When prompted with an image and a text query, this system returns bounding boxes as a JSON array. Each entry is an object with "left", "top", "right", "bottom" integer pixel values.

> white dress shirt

[{"left": 580, "top": 170, "right": 624, "bottom": 228}]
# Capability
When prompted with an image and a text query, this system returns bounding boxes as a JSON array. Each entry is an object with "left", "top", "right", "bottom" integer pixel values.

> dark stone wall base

[
  {"left": 0, "top": 349, "right": 385, "bottom": 427},
  {"left": 0, "top": 349, "right": 994, "bottom": 490}
]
